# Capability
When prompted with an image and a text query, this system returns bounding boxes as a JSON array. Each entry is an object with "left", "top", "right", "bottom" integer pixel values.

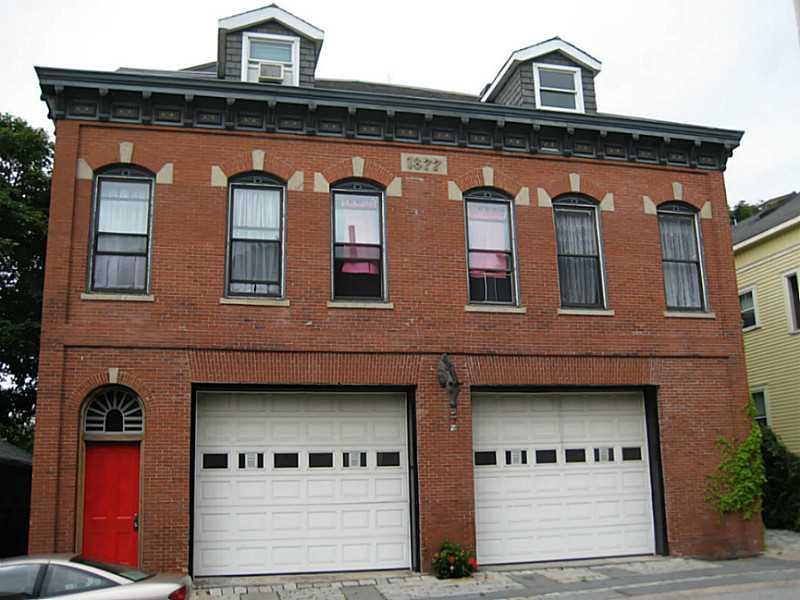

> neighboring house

[
  {"left": 0, "top": 440, "right": 32, "bottom": 558},
  {"left": 30, "top": 5, "right": 756, "bottom": 577},
  {"left": 733, "top": 191, "right": 800, "bottom": 452}
]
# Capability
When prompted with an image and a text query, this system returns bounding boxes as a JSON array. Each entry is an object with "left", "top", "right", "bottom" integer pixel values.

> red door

[{"left": 82, "top": 443, "right": 140, "bottom": 566}]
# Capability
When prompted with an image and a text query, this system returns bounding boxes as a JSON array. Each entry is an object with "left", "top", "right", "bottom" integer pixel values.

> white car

[{"left": 0, "top": 554, "right": 191, "bottom": 599}]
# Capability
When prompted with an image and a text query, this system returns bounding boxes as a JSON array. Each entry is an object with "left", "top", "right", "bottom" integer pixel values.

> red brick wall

[{"left": 29, "top": 120, "right": 761, "bottom": 574}]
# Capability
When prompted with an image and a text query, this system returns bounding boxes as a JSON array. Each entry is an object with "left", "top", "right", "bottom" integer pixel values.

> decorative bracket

[{"left": 437, "top": 353, "right": 461, "bottom": 411}]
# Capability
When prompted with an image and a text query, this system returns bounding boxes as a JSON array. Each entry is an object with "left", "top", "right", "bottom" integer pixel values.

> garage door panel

[
  {"left": 473, "top": 392, "right": 655, "bottom": 565},
  {"left": 194, "top": 391, "right": 411, "bottom": 575}
]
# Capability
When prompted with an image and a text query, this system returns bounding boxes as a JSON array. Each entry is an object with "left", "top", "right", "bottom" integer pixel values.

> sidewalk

[{"left": 191, "top": 530, "right": 800, "bottom": 600}]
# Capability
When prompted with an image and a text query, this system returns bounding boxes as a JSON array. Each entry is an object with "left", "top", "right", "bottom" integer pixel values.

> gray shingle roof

[
  {"left": 0, "top": 440, "right": 32, "bottom": 467},
  {"left": 314, "top": 79, "right": 477, "bottom": 102},
  {"left": 732, "top": 191, "right": 800, "bottom": 246}
]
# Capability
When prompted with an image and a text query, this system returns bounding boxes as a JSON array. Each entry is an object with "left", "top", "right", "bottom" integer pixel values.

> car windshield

[{"left": 70, "top": 557, "right": 152, "bottom": 582}]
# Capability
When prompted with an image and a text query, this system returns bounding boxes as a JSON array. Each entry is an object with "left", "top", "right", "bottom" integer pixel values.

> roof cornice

[{"left": 35, "top": 67, "right": 743, "bottom": 170}]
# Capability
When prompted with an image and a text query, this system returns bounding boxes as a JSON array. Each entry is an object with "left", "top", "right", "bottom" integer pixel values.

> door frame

[
  {"left": 470, "top": 384, "right": 668, "bottom": 557},
  {"left": 75, "top": 399, "right": 145, "bottom": 567},
  {"left": 189, "top": 383, "right": 421, "bottom": 576}
]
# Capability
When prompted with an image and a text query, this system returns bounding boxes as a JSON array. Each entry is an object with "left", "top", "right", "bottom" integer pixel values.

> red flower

[
  {"left": 447, "top": 554, "right": 456, "bottom": 564},
  {"left": 467, "top": 557, "right": 478, "bottom": 570}
]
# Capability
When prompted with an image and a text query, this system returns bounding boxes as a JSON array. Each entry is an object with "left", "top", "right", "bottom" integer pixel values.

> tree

[
  {"left": 0, "top": 114, "right": 52, "bottom": 451},
  {"left": 730, "top": 200, "right": 757, "bottom": 225}
]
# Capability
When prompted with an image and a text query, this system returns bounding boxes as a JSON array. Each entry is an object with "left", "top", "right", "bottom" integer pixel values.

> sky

[{"left": 1, "top": 0, "right": 798, "bottom": 206}]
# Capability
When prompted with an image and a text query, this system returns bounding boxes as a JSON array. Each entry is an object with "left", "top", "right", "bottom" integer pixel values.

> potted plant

[{"left": 432, "top": 540, "right": 478, "bottom": 579}]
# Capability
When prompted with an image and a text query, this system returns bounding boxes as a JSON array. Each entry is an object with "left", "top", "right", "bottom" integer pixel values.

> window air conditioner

[{"left": 258, "top": 62, "right": 284, "bottom": 82}]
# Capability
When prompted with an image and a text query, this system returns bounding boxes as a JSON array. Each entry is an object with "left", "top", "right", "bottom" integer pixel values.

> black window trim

[
  {"left": 785, "top": 271, "right": 800, "bottom": 332},
  {"left": 89, "top": 166, "right": 154, "bottom": 295},
  {"left": 463, "top": 187, "right": 519, "bottom": 306},
  {"left": 225, "top": 173, "right": 287, "bottom": 299},
  {"left": 738, "top": 286, "right": 758, "bottom": 331},
  {"left": 330, "top": 180, "right": 388, "bottom": 302},
  {"left": 552, "top": 194, "right": 607, "bottom": 309},
  {"left": 750, "top": 387, "right": 768, "bottom": 425},
  {"left": 657, "top": 201, "right": 708, "bottom": 312}
]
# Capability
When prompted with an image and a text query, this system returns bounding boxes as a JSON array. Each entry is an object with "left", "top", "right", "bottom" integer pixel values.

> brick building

[{"left": 31, "top": 5, "right": 760, "bottom": 577}]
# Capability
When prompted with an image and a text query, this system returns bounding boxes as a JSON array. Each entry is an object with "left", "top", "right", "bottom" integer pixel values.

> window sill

[
  {"left": 327, "top": 301, "right": 394, "bottom": 310},
  {"left": 464, "top": 304, "right": 527, "bottom": 314},
  {"left": 664, "top": 311, "right": 716, "bottom": 319},
  {"left": 220, "top": 297, "right": 290, "bottom": 307},
  {"left": 558, "top": 308, "right": 615, "bottom": 317},
  {"left": 742, "top": 325, "right": 761, "bottom": 333},
  {"left": 80, "top": 293, "right": 154, "bottom": 302}
]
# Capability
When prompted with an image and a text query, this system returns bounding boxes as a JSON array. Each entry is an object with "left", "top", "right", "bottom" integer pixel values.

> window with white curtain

[
  {"left": 553, "top": 197, "right": 605, "bottom": 308},
  {"left": 658, "top": 202, "right": 706, "bottom": 311},
  {"left": 227, "top": 174, "right": 285, "bottom": 297},
  {"left": 464, "top": 189, "right": 516, "bottom": 304},
  {"left": 91, "top": 168, "right": 153, "bottom": 292},
  {"left": 332, "top": 181, "right": 385, "bottom": 300}
]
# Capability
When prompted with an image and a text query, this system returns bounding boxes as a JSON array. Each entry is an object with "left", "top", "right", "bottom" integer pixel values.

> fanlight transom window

[{"left": 84, "top": 387, "right": 144, "bottom": 434}]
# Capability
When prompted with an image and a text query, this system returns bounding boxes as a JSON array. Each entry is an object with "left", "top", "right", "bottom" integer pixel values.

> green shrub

[
  {"left": 761, "top": 425, "right": 800, "bottom": 531},
  {"left": 432, "top": 540, "right": 477, "bottom": 578}
]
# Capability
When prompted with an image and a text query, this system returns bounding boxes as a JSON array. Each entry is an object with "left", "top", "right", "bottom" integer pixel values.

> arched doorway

[{"left": 80, "top": 386, "right": 144, "bottom": 566}]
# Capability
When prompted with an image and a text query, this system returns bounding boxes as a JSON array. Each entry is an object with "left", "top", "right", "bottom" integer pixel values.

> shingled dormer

[
  {"left": 481, "top": 37, "right": 601, "bottom": 113},
  {"left": 217, "top": 4, "right": 324, "bottom": 86}
]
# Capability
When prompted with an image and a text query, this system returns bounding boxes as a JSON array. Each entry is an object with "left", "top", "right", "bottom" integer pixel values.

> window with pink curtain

[
  {"left": 333, "top": 189, "right": 383, "bottom": 299},
  {"left": 465, "top": 195, "right": 515, "bottom": 303}
]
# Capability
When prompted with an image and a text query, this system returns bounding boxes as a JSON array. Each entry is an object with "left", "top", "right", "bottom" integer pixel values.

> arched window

[
  {"left": 552, "top": 195, "right": 606, "bottom": 309},
  {"left": 83, "top": 387, "right": 144, "bottom": 435},
  {"left": 90, "top": 165, "right": 154, "bottom": 294},
  {"left": 226, "top": 172, "right": 286, "bottom": 298},
  {"left": 464, "top": 188, "right": 517, "bottom": 305},
  {"left": 657, "top": 201, "right": 707, "bottom": 311},
  {"left": 331, "top": 179, "right": 386, "bottom": 301}
]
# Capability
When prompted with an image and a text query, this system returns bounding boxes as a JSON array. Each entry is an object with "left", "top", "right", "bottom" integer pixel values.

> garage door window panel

[
  {"left": 505, "top": 449, "right": 528, "bottom": 466},
  {"left": 535, "top": 449, "right": 558, "bottom": 464},
  {"left": 474, "top": 451, "right": 497, "bottom": 466},
  {"left": 274, "top": 452, "right": 299, "bottom": 469},
  {"left": 622, "top": 447, "right": 643, "bottom": 461},
  {"left": 238, "top": 452, "right": 264, "bottom": 469},
  {"left": 343, "top": 451, "right": 368, "bottom": 468},
  {"left": 594, "top": 447, "right": 615, "bottom": 462},
  {"left": 202, "top": 453, "right": 228, "bottom": 469},
  {"left": 377, "top": 451, "right": 401, "bottom": 467},
  {"left": 565, "top": 448, "right": 587, "bottom": 463},
  {"left": 309, "top": 452, "right": 334, "bottom": 468}
]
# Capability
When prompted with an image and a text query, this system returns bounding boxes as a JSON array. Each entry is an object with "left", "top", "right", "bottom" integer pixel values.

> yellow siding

[{"left": 735, "top": 225, "right": 800, "bottom": 453}]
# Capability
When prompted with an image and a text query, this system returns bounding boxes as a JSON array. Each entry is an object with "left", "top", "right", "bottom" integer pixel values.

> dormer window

[
  {"left": 241, "top": 32, "right": 299, "bottom": 85},
  {"left": 532, "top": 63, "right": 584, "bottom": 112}
]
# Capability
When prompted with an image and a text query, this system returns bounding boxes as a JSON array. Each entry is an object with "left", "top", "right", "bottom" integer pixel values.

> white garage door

[
  {"left": 473, "top": 391, "right": 655, "bottom": 565},
  {"left": 193, "top": 391, "right": 412, "bottom": 576}
]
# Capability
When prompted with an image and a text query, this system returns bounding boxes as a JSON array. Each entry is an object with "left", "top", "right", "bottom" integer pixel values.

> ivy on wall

[{"left": 704, "top": 403, "right": 766, "bottom": 519}]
